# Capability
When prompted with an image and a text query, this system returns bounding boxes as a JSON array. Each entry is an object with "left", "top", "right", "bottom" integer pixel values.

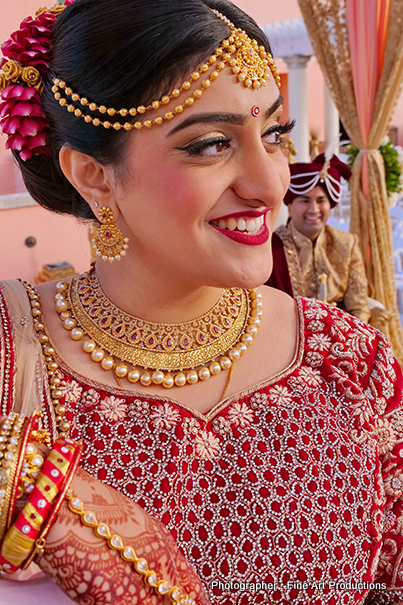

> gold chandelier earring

[{"left": 91, "top": 207, "right": 129, "bottom": 263}]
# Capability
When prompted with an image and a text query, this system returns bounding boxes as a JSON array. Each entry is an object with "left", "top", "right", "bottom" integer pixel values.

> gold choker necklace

[{"left": 55, "top": 271, "right": 262, "bottom": 389}]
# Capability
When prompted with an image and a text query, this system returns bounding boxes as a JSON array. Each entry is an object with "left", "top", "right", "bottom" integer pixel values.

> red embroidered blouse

[{"left": 1, "top": 292, "right": 403, "bottom": 604}]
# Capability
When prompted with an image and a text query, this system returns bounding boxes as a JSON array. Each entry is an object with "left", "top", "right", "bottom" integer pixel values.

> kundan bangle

[
  {"left": 17, "top": 442, "right": 46, "bottom": 499},
  {"left": 66, "top": 491, "right": 196, "bottom": 605},
  {"left": 0, "top": 412, "right": 42, "bottom": 542},
  {"left": 0, "top": 437, "right": 81, "bottom": 574}
]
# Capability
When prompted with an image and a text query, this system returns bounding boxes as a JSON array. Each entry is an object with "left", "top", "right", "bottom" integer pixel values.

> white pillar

[
  {"left": 324, "top": 84, "right": 339, "bottom": 150},
  {"left": 283, "top": 54, "right": 311, "bottom": 162}
]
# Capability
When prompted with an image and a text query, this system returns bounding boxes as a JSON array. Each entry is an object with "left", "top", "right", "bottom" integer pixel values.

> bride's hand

[{"left": 34, "top": 466, "right": 209, "bottom": 604}]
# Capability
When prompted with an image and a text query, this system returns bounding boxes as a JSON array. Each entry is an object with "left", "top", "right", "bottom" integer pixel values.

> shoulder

[
  {"left": 300, "top": 296, "right": 379, "bottom": 349},
  {"left": 0, "top": 278, "right": 31, "bottom": 309},
  {"left": 274, "top": 224, "right": 289, "bottom": 237},
  {"left": 274, "top": 223, "right": 295, "bottom": 247},
  {"left": 325, "top": 225, "right": 357, "bottom": 248},
  {"left": 0, "top": 281, "right": 23, "bottom": 415},
  {"left": 0, "top": 278, "right": 37, "bottom": 336},
  {"left": 298, "top": 297, "right": 392, "bottom": 385}
]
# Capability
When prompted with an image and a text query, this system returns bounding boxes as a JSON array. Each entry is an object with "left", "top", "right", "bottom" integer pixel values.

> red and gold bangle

[
  {"left": 0, "top": 437, "right": 80, "bottom": 574},
  {"left": 21, "top": 439, "right": 83, "bottom": 570}
]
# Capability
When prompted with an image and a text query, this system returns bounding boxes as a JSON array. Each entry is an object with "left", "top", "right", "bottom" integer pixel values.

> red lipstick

[{"left": 211, "top": 223, "right": 270, "bottom": 246}]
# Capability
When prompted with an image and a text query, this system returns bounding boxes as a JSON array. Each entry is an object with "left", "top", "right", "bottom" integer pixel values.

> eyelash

[
  {"left": 263, "top": 120, "right": 295, "bottom": 146},
  {"left": 179, "top": 120, "right": 295, "bottom": 157}
]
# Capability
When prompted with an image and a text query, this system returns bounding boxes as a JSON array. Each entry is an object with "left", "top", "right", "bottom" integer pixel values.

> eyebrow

[{"left": 167, "top": 94, "right": 284, "bottom": 137}]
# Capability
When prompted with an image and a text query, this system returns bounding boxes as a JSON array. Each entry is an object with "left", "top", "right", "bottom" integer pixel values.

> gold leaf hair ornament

[{"left": 52, "top": 9, "right": 281, "bottom": 131}]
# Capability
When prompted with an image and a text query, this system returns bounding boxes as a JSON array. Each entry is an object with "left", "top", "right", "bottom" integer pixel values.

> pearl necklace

[{"left": 55, "top": 270, "right": 262, "bottom": 389}]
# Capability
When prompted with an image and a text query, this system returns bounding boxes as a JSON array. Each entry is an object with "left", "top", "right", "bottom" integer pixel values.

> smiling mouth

[
  {"left": 305, "top": 216, "right": 322, "bottom": 222},
  {"left": 210, "top": 215, "right": 265, "bottom": 235}
]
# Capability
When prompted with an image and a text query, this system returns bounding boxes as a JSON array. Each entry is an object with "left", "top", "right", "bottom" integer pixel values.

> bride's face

[{"left": 113, "top": 67, "right": 290, "bottom": 290}]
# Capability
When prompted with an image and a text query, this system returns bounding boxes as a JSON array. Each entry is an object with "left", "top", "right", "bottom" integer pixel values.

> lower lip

[{"left": 211, "top": 223, "right": 270, "bottom": 246}]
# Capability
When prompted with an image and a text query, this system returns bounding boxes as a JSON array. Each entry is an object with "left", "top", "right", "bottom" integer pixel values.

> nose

[
  {"left": 307, "top": 200, "right": 321, "bottom": 214},
  {"left": 231, "top": 143, "right": 289, "bottom": 208}
]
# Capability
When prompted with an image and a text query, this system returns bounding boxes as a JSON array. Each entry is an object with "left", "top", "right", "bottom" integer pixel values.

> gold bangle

[{"left": 0, "top": 413, "right": 33, "bottom": 542}]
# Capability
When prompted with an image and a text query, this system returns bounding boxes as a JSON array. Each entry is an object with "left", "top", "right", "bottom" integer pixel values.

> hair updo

[{"left": 12, "top": 0, "right": 272, "bottom": 220}]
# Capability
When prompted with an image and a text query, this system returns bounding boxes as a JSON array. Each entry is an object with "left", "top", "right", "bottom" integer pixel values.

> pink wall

[
  {"left": 236, "top": 0, "right": 301, "bottom": 22},
  {"left": 393, "top": 94, "right": 403, "bottom": 147},
  {"left": 0, "top": 205, "right": 91, "bottom": 282}
]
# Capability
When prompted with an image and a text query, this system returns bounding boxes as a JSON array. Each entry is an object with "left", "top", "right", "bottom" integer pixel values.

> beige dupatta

[
  {"left": 0, "top": 280, "right": 61, "bottom": 586},
  {"left": 0, "top": 279, "right": 47, "bottom": 416}
]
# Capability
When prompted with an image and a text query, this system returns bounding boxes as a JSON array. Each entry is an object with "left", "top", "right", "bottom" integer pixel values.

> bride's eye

[
  {"left": 178, "top": 136, "right": 232, "bottom": 157},
  {"left": 262, "top": 120, "right": 295, "bottom": 147}
]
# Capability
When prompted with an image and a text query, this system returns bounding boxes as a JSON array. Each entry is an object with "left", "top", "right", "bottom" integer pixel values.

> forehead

[
  {"left": 141, "top": 68, "right": 283, "bottom": 144},
  {"left": 184, "top": 67, "right": 281, "bottom": 115}
]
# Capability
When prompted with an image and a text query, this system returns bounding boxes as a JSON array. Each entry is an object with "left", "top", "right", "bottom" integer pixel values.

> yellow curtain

[{"left": 297, "top": 0, "right": 403, "bottom": 365}]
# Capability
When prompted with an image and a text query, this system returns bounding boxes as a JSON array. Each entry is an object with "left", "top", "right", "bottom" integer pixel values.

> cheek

[
  {"left": 293, "top": 208, "right": 305, "bottom": 222},
  {"left": 147, "top": 163, "right": 211, "bottom": 218},
  {"left": 156, "top": 170, "right": 219, "bottom": 227},
  {"left": 268, "top": 203, "right": 282, "bottom": 228},
  {"left": 276, "top": 153, "right": 291, "bottom": 194}
]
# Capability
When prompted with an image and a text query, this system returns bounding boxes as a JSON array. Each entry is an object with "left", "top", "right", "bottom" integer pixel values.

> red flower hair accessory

[{"left": 0, "top": 1, "right": 74, "bottom": 161}]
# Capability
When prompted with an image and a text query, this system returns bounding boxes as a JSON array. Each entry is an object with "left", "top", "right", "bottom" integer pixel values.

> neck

[
  {"left": 95, "top": 260, "right": 224, "bottom": 324},
  {"left": 290, "top": 222, "right": 324, "bottom": 243}
]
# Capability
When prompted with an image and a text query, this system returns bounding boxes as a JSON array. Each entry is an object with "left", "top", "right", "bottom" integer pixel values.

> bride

[{"left": 0, "top": 0, "right": 402, "bottom": 603}]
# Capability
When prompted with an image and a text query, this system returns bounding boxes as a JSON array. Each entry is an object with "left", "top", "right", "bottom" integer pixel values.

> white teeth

[
  {"left": 212, "top": 214, "right": 265, "bottom": 234},
  {"left": 227, "top": 217, "right": 237, "bottom": 231},
  {"left": 237, "top": 218, "right": 246, "bottom": 231}
]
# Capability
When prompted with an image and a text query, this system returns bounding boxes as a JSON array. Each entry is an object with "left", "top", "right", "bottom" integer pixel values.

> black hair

[{"left": 13, "top": 0, "right": 273, "bottom": 220}]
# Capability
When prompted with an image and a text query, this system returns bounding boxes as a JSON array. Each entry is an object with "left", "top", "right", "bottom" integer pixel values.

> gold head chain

[{"left": 51, "top": 9, "right": 281, "bottom": 131}]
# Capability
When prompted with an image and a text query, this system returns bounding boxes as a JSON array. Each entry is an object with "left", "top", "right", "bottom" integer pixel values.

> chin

[{"left": 226, "top": 264, "right": 273, "bottom": 290}]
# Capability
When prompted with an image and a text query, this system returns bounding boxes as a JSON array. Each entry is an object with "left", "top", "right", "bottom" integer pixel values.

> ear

[{"left": 59, "top": 146, "right": 120, "bottom": 219}]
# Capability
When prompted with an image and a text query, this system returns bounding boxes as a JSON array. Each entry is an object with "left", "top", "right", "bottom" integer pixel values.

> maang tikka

[{"left": 91, "top": 207, "right": 129, "bottom": 262}]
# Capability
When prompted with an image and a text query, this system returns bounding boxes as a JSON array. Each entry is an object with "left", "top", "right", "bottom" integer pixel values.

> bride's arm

[{"left": 34, "top": 465, "right": 209, "bottom": 605}]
